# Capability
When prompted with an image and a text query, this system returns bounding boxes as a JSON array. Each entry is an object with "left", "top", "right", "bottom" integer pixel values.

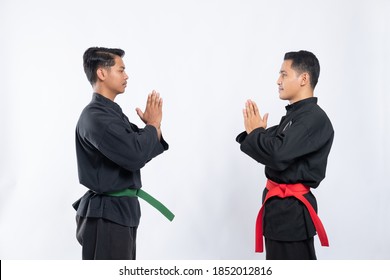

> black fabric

[
  {"left": 237, "top": 97, "right": 334, "bottom": 241},
  {"left": 265, "top": 237, "right": 317, "bottom": 260},
  {"left": 73, "top": 92, "right": 169, "bottom": 227},
  {"left": 76, "top": 216, "right": 137, "bottom": 260}
]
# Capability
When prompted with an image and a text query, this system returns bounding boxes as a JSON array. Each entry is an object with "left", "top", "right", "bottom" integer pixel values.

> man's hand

[
  {"left": 136, "top": 90, "right": 163, "bottom": 139},
  {"left": 243, "top": 99, "right": 268, "bottom": 134}
]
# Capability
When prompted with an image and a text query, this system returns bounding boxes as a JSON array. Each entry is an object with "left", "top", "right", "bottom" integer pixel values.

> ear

[
  {"left": 96, "top": 67, "right": 107, "bottom": 82},
  {"left": 300, "top": 73, "right": 309, "bottom": 87}
]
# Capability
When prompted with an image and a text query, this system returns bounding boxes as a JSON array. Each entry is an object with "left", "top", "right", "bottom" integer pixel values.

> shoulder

[
  {"left": 79, "top": 102, "right": 119, "bottom": 126},
  {"left": 305, "top": 104, "right": 334, "bottom": 137},
  {"left": 311, "top": 103, "right": 333, "bottom": 126},
  {"left": 77, "top": 102, "right": 123, "bottom": 140},
  {"left": 294, "top": 101, "right": 330, "bottom": 121},
  {"left": 291, "top": 103, "right": 333, "bottom": 134}
]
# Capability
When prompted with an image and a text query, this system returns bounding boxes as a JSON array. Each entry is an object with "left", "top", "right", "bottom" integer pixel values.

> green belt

[{"left": 105, "top": 188, "right": 175, "bottom": 222}]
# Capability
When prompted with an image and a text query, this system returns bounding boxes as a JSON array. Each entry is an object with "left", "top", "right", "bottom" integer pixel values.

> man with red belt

[{"left": 236, "top": 50, "right": 334, "bottom": 260}]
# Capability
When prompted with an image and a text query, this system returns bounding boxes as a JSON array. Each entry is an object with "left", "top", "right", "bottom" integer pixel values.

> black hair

[
  {"left": 83, "top": 47, "right": 125, "bottom": 85},
  {"left": 284, "top": 50, "right": 320, "bottom": 89}
]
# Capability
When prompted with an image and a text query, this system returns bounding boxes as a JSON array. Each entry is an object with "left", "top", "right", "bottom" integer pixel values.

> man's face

[
  {"left": 104, "top": 56, "right": 129, "bottom": 94},
  {"left": 276, "top": 59, "right": 302, "bottom": 103}
]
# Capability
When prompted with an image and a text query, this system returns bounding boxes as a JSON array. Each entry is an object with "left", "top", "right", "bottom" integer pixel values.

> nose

[
  {"left": 276, "top": 75, "right": 282, "bottom": 85},
  {"left": 124, "top": 72, "right": 129, "bottom": 80}
]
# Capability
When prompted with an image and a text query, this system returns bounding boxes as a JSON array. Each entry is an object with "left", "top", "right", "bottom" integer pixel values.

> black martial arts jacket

[
  {"left": 236, "top": 97, "right": 334, "bottom": 241},
  {"left": 73, "top": 93, "right": 169, "bottom": 227}
]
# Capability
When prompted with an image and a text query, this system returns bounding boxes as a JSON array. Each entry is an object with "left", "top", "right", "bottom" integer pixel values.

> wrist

[{"left": 146, "top": 122, "right": 161, "bottom": 129}]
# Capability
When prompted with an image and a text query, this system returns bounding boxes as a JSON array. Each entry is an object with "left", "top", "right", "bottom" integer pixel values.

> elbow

[
  {"left": 123, "top": 142, "right": 165, "bottom": 172},
  {"left": 268, "top": 152, "right": 291, "bottom": 171},
  {"left": 123, "top": 157, "right": 147, "bottom": 172},
  {"left": 270, "top": 161, "right": 289, "bottom": 171}
]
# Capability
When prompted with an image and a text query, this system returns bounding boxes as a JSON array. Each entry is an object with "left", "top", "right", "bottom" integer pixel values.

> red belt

[{"left": 255, "top": 179, "right": 329, "bottom": 252}]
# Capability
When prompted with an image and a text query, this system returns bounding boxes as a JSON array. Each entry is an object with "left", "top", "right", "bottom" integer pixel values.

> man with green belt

[{"left": 73, "top": 47, "right": 172, "bottom": 260}]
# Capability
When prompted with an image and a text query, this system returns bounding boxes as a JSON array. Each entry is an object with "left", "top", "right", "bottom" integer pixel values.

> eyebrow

[{"left": 279, "top": 70, "right": 287, "bottom": 74}]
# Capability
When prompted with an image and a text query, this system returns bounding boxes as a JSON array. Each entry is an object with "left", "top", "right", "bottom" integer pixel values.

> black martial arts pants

[
  {"left": 265, "top": 237, "right": 317, "bottom": 260},
  {"left": 76, "top": 216, "right": 137, "bottom": 260}
]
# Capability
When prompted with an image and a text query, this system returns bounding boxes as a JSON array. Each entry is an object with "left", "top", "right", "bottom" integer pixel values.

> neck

[
  {"left": 93, "top": 85, "right": 117, "bottom": 101},
  {"left": 289, "top": 89, "right": 313, "bottom": 104}
]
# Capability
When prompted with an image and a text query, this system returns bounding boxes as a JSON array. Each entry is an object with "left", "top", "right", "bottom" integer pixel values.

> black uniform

[
  {"left": 236, "top": 97, "right": 334, "bottom": 259},
  {"left": 73, "top": 92, "right": 168, "bottom": 259}
]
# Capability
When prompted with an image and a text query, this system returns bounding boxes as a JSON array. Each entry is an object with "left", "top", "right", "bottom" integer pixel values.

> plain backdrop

[{"left": 0, "top": 0, "right": 389, "bottom": 260}]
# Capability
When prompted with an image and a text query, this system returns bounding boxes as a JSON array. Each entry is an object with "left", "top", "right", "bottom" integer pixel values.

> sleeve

[
  {"left": 237, "top": 122, "right": 317, "bottom": 171},
  {"left": 97, "top": 121, "right": 168, "bottom": 172},
  {"left": 137, "top": 126, "right": 169, "bottom": 151},
  {"left": 236, "top": 131, "right": 249, "bottom": 143}
]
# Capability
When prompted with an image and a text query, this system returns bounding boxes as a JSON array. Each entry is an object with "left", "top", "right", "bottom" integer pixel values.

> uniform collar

[
  {"left": 285, "top": 97, "right": 317, "bottom": 114},
  {"left": 92, "top": 92, "right": 123, "bottom": 114}
]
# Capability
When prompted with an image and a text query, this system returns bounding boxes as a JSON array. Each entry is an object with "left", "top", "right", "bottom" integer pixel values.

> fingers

[
  {"left": 146, "top": 92, "right": 152, "bottom": 108},
  {"left": 242, "top": 108, "right": 248, "bottom": 119},
  {"left": 263, "top": 113, "right": 269, "bottom": 123},
  {"left": 242, "top": 99, "right": 268, "bottom": 131},
  {"left": 245, "top": 100, "right": 252, "bottom": 117},
  {"left": 252, "top": 101, "right": 259, "bottom": 116},
  {"left": 142, "top": 90, "right": 163, "bottom": 128},
  {"left": 150, "top": 90, "right": 157, "bottom": 106},
  {"left": 245, "top": 99, "right": 258, "bottom": 117},
  {"left": 135, "top": 107, "right": 143, "bottom": 118},
  {"left": 148, "top": 90, "right": 162, "bottom": 109},
  {"left": 245, "top": 99, "right": 265, "bottom": 118}
]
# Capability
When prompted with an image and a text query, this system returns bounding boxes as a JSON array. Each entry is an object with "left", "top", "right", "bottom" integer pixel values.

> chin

[
  {"left": 279, "top": 92, "right": 292, "bottom": 101},
  {"left": 279, "top": 94, "right": 287, "bottom": 100}
]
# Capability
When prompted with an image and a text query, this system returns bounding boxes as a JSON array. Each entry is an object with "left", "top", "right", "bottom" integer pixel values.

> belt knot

[{"left": 255, "top": 179, "right": 329, "bottom": 253}]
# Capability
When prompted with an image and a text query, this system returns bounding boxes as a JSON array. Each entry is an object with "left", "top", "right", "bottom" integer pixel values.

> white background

[{"left": 0, "top": 0, "right": 389, "bottom": 260}]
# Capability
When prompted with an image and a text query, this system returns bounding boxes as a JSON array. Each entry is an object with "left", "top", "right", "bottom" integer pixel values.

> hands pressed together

[
  {"left": 243, "top": 99, "right": 269, "bottom": 134},
  {"left": 136, "top": 90, "right": 163, "bottom": 140},
  {"left": 135, "top": 91, "right": 267, "bottom": 138}
]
